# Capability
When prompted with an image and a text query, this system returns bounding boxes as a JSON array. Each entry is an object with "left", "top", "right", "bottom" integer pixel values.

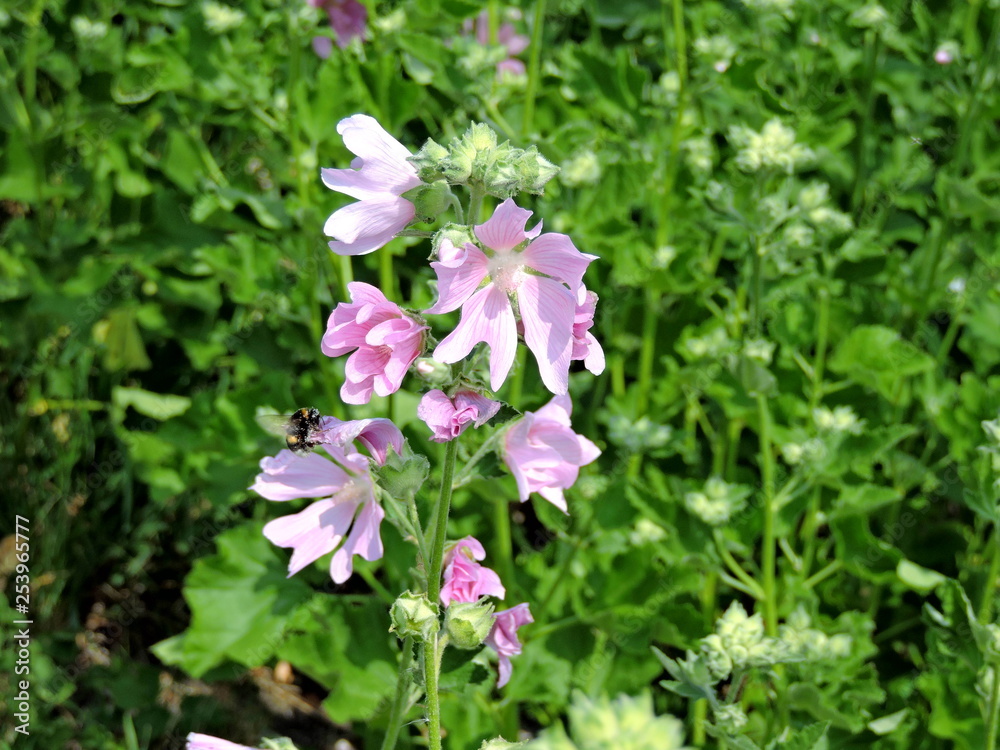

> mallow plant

[{"left": 186, "top": 115, "right": 604, "bottom": 750}]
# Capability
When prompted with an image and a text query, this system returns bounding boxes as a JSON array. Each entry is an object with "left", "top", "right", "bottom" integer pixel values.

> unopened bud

[
  {"left": 409, "top": 138, "right": 450, "bottom": 183},
  {"left": 414, "top": 357, "right": 452, "bottom": 384},
  {"left": 390, "top": 591, "right": 440, "bottom": 642},
  {"left": 445, "top": 599, "right": 495, "bottom": 649}
]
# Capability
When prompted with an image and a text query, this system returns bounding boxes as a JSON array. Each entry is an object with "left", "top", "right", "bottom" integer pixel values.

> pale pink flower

[
  {"left": 317, "top": 415, "right": 404, "bottom": 465},
  {"left": 427, "top": 199, "right": 596, "bottom": 394},
  {"left": 465, "top": 10, "right": 529, "bottom": 77},
  {"left": 572, "top": 286, "right": 605, "bottom": 375},
  {"left": 321, "top": 282, "right": 427, "bottom": 404},
  {"left": 486, "top": 603, "right": 533, "bottom": 687},
  {"left": 308, "top": 0, "right": 366, "bottom": 58},
  {"left": 251, "top": 445, "right": 384, "bottom": 584},
  {"left": 440, "top": 536, "right": 506, "bottom": 606},
  {"left": 417, "top": 389, "right": 501, "bottom": 443},
  {"left": 503, "top": 394, "right": 600, "bottom": 513},
  {"left": 187, "top": 734, "right": 259, "bottom": 750},
  {"left": 321, "top": 115, "right": 422, "bottom": 255}
]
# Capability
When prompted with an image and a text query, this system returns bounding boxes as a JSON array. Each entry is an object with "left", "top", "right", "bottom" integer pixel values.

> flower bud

[
  {"left": 713, "top": 704, "right": 748, "bottom": 734},
  {"left": 513, "top": 146, "right": 559, "bottom": 194},
  {"left": 445, "top": 599, "right": 496, "bottom": 649},
  {"left": 414, "top": 357, "right": 452, "bottom": 385},
  {"left": 478, "top": 738, "right": 525, "bottom": 749},
  {"left": 390, "top": 591, "right": 440, "bottom": 642},
  {"left": 431, "top": 223, "right": 476, "bottom": 257},
  {"left": 404, "top": 181, "right": 454, "bottom": 223},
  {"left": 409, "top": 138, "right": 450, "bottom": 183}
]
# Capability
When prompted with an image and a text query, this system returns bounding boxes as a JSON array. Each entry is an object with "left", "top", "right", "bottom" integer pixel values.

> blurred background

[{"left": 3, "top": 0, "right": 1000, "bottom": 748}]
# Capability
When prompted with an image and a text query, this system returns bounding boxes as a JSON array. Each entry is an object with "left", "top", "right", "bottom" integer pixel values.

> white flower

[{"left": 729, "top": 119, "right": 814, "bottom": 174}]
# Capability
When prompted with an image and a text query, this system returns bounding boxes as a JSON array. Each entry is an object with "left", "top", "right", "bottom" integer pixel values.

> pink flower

[
  {"left": 440, "top": 536, "right": 506, "bottom": 606},
  {"left": 308, "top": 0, "right": 366, "bottom": 58},
  {"left": 503, "top": 394, "right": 600, "bottom": 512},
  {"left": 251, "top": 445, "right": 384, "bottom": 584},
  {"left": 321, "top": 282, "right": 427, "bottom": 404},
  {"left": 427, "top": 199, "right": 596, "bottom": 394},
  {"left": 465, "top": 10, "right": 529, "bottom": 77},
  {"left": 186, "top": 734, "right": 259, "bottom": 750},
  {"left": 317, "top": 415, "right": 404, "bottom": 465},
  {"left": 572, "top": 286, "right": 605, "bottom": 375},
  {"left": 417, "top": 389, "right": 501, "bottom": 443},
  {"left": 486, "top": 603, "right": 533, "bottom": 687},
  {"left": 321, "top": 115, "right": 422, "bottom": 255}
]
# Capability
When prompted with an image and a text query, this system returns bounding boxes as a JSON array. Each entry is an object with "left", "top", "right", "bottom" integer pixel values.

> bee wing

[{"left": 256, "top": 414, "right": 291, "bottom": 437}]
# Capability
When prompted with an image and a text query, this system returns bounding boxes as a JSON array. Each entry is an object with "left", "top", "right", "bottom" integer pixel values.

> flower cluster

[
  {"left": 527, "top": 691, "right": 690, "bottom": 750},
  {"left": 212, "top": 114, "right": 604, "bottom": 749}
]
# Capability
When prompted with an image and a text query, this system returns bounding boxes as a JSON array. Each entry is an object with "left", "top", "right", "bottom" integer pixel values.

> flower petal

[
  {"left": 324, "top": 195, "right": 415, "bottom": 255},
  {"left": 250, "top": 451, "right": 352, "bottom": 501},
  {"left": 474, "top": 198, "right": 539, "bottom": 253},
  {"left": 434, "top": 284, "right": 517, "bottom": 391},
  {"left": 521, "top": 233, "right": 595, "bottom": 291},
  {"left": 335, "top": 114, "right": 420, "bottom": 193},
  {"left": 517, "top": 276, "right": 575, "bottom": 395},
  {"left": 425, "top": 240, "right": 490, "bottom": 314}
]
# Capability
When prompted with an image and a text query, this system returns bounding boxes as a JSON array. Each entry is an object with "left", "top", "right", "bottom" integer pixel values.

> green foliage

[{"left": 6, "top": 0, "right": 1000, "bottom": 748}]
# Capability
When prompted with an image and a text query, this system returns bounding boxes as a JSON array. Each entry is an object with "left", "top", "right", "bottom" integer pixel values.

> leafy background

[{"left": 3, "top": 0, "right": 1000, "bottom": 748}]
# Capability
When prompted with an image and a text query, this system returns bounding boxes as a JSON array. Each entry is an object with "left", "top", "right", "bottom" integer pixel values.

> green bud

[
  {"left": 442, "top": 123, "right": 499, "bottom": 185},
  {"left": 409, "top": 138, "right": 450, "bottom": 183},
  {"left": 478, "top": 738, "right": 526, "bottom": 749},
  {"left": 414, "top": 357, "right": 453, "bottom": 385},
  {"left": 445, "top": 599, "right": 495, "bottom": 649},
  {"left": 514, "top": 147, "right": 559, "bottom": 194},
  {"left": 404, "top": 181, "right": 453, "bottom": 223},
  {"left": 390, "top": 591, "right": 440, "bottom": 642},
  {"left": 374, "top": 442, "right": 430, "bottom": 502},
  {"left": 261, "top": 739, "right": 299, "bottom": 750},
  {"left": 432, "top": 223, "right": 475, "bottom": 255},
  {"left": 713, "top": 704, "right": 748, "bottom": 734}
]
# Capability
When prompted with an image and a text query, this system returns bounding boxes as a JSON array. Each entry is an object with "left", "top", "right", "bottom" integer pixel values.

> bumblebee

[{"left": 257, "top": 407, "right": 323, "bottom": 456}]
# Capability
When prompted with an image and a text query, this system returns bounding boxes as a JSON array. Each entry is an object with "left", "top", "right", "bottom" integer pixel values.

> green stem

[
  {"left": 468, "top": 184, "right": 486, "bottom": 227},
  {"left": 851, "top": 29, "right": 880, "bottom": 213},
  {"left": 453, "top": 427, "right": 508, "bottom": 488},
  {"left": 750, "top": 236, "right": 763, "bottom": 337},
  {"left": 635, "top": 288, "right": 660, "bottom": 418},
  {"left": 493, "top": 495, "right": 514, "bottom": 604},
  {"left": 713, "top": 530, "right": 765, "bottom": 600},
  {"left": 986, "top": 657, "right": 1000, "bottom": 750},
  {"left": 381, "top": 637, "right": 414, "bottom": 750},
  {"left": 424, "top": 635, "right": 445, "bottom": 750},
  {"left": 338, "top": 255, "right": 354, "bottom": 301},
  {"left": 803, "top": 559, "right": 842, "bottom": 589},
  {"left": 757, "top": 395, "right": 777, "bottom": 635},
  {"left": 427, "top": 439, "right": 460, "bottom": 606},
  {"left": 521, "top": 0, "right": 547, "bottom": 136},
  {"left": 380, "top": 246, "right": 395, "bottom": 303},
  {"left": 978, "top": 524, "right": 1000, "bottom": 624},
  {"left": 810, "top": 284, "right": 830, "bottom": 413}
]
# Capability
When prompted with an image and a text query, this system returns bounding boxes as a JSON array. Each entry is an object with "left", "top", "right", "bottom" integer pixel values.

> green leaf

[
  {"left": 112, "top": 386, "right": 191, "bottom": 420},
  {"left": 828, "top": 325, "right": 933, "bottom": 402},
  {"left": 868, "top": 709, "right": 908, "bottom": 735},
  {"left": 165, "top": 523, "right": 312, "bottom": 677},
  {"left": 896, "top": 560, "right": 947, "bottom": 594},
  {"left": 829, "top": 484, "right": 901, "bottom": 519}
]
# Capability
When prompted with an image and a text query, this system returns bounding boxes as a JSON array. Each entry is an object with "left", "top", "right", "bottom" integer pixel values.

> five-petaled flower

[
  {"left": 503, "top": 394, "right": 600, "bottom": 512},
  {"left": 321, "top": 114, "right": 423, "bottom": 255},
  {"left": 322, "top": 282, "right": 427, "bottom": 404},
  {"left": 486, "top": 602, "right": 533, "bottom": 687},
  {"left": 426, "top": 198, "right": 596, "bottom": 394},
  {"left": 440, "top": 536, "right": 506, "bottom": 606},
  {"left": 252, "top": 443, "right": 384, "bottom": 584},
  {"left": 417, "top": 389, "right": 501, "bottom": 443},
  {"left": 307, "top": 0, "right": 366, "bottom": 58}
]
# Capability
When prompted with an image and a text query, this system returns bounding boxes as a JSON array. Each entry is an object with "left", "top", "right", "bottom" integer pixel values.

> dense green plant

[{"left": 4, "top": 0, "right": 1000, "bottom": 748}]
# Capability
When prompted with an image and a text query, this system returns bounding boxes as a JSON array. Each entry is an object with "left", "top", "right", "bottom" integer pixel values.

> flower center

[{"left": 487, "top": 253, "right": 525, "bottom": 294}]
